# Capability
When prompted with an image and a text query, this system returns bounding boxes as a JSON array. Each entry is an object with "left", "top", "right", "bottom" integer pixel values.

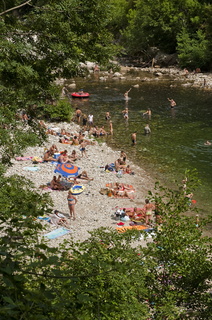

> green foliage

[
  {"left": 120, "top": 0, "right": 212, "bottom": 69},
  {"left": 177, "top": 29, "right": 211, "bottom": 70},
  {"left": 0, "top": 170, "right": 211, "bottom": 319},
  {"left": 43, "top": 98, "right": 72, "bottom": 122},
  {"left": 101, "top": 61, "right": 121, "bottom": 73},
  {"left": 0, "top": 0, "right": 117, "bottom": 164},
  {"left": 144, "top": 169, "right": 212, "bottom": 319}
]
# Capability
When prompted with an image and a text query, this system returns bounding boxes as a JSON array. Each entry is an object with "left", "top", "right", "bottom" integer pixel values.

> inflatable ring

[{"left": 70, "top": 185, "right": 86, "bottom": 195}]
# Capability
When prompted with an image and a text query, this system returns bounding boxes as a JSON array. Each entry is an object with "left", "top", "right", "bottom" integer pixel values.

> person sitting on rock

[
  {"left": 43, "top": 150, "right": 55, "bottom": 162},
  {"left": 50, "top": 176, "right": 66, "bottom": 190},
  {"left": 49, "top": 144, "right": 59, "bottom": 154},
  {"left": 69, "top": 150, "right": 79, "bottom": 161}
]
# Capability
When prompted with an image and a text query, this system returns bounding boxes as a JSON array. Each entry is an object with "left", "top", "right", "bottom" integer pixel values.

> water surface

[{"left": 70, "top": 76, "right": 212, "bottom": 221}]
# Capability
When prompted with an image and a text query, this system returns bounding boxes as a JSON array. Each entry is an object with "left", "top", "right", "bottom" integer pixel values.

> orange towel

[{"left": 116, "top": 225, "right": 147, "bottom": 233}]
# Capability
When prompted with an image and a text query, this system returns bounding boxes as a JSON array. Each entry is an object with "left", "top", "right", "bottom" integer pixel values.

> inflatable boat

[
  {"left": 70, "top": 184, "right": 85, "bottom": 195},
  {"left": 71, "top": 92, "right": 90, "bottom": 98}
]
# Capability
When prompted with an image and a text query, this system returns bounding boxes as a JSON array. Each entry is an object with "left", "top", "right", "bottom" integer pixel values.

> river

[{"left": 69, "top": 74, "right": 212, "bottom": 224}]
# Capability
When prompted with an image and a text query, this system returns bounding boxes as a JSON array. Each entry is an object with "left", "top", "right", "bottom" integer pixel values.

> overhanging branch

[{"left": 0, "top": 0, "right": 31, "bottom": 16}]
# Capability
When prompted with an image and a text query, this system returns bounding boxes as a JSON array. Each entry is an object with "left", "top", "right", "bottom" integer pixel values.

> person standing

[
  {"left": 131, "top": 132, "right": 137, "bottom": 145},
  {"left": 109, "top": 120, "right": 113, "bottom": 135},
  {"left": 124, "top": 88, "right": 131, "bottom": 101},
  {"left": 144, "top": 124, "right": 151, "bottom": 134},
  {"left": 122, "top": 107, "right": 129, "bottom": 120},
  {"left": 75, "top": 108, "right": 82, "bottom": 124},
  {"left": 105, "top": 112, "right": 111, "bottom": 120},
  {"left": 143, "top": 108, "right": 152, "bottom": 119},
  {"left": 88, "top": 114, "right": 94, "bottom": 127},
  {"left": 67, "top": 190, "right": 77, "bottom": 220},
  {"left": 80, "top": 140, "right": 87, "bottom": 157},
  {"left": 167, "top": 98, "right": 176, "bottom": 108},
  {"left": 82, "top": 114, "right": 88, "bottom": 129},
  {"left": 143, "top": 199, "right": 155, "bottom": 226}
]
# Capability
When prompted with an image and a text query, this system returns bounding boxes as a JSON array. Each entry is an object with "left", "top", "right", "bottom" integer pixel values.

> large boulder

[{"left": 154, "top": 51, "right": 178, "bottom": 67}]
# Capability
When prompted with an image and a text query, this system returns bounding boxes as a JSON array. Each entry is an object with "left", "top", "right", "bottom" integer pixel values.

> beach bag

[
  {"left": 116, "top": 170, "right": 123, "bottom": 178},
  {"left": 120, "top": 211, "right": 126, "bottom": 218},
  {"left": 120, "top": 216, "right": 130, "bottom": 222},
  {"left": 99, "top": 188, "right": 109, "bottom": 195}
]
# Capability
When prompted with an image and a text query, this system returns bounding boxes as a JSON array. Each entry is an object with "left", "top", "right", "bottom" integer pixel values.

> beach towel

[
  {"left": 44, "top": 227, "right": 71, "bottom": 239},
  {"left": 37, "top": 216, "right": 51, "bottom": 222},
  {"left": 16, "top": 156, "right": 33, "bottom": 161},
  {"left": 116, "top": 225, "right": 148, "bottom": 233},
  {"left": 23, "top": 166, "right": 40, "bottom": 171}
]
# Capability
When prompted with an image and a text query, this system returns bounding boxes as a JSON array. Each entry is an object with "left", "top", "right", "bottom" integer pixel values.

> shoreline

[{"left": 6, "top": 121, "right": 155, "bottom": 245}]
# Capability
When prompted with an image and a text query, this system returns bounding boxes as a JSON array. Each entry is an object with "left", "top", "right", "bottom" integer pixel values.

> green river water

[{"left": 69, "top": 74, "right": 212, "bottom": 227}]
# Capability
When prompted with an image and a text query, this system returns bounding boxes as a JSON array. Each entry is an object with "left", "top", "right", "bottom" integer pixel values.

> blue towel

[
  {"left": 23, "top": 166, "right": 40, "bottom": 171},
  {"left": 44, "top": 227, "right": 71, "bottom": 239}
]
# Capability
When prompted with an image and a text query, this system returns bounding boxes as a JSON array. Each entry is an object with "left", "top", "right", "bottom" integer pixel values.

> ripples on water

[{"left": 70, "top": 76, "right": 212, "bottom": 221}]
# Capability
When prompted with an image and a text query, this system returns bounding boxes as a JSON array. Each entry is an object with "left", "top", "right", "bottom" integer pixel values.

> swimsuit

[
  {"left": 146, "top": 210, "right": 152, "bottom": 216},
  {"left": 68, "top": 199, "right": 75, "bottom": 206}
]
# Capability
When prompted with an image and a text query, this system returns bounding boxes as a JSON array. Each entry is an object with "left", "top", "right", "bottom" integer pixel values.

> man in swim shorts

[
  {"left": 131, "top": 132, "right": 137, "bottom": 145},
  {"left": 167, "top": 98, "right": 176, "bottom": 108}
]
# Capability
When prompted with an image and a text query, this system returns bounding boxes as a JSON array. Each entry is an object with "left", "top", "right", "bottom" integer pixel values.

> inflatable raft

[
  {"left": 70, "top": 185, "right": 85, "bottom": 195},
  {"left": 71, "top": 92, "right": 90, "bottom": 98}
]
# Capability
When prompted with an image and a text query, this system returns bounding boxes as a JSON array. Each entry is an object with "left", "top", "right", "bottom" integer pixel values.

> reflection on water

[{"left": 69, "top": 77, "right": 212, "bottom": 221}]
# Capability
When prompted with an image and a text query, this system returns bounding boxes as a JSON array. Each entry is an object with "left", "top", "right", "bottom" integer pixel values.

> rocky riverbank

[
  {"left": 58, "top": 61, "right": 212, "bottom": 90},
  {"left": 6, "top": 122, "right": 155, "bottom": 246}
]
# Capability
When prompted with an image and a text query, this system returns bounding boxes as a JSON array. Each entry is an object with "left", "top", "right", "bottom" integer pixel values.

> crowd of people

[{"left": 40, "top": 87, "right": 201, "bottom": 228}]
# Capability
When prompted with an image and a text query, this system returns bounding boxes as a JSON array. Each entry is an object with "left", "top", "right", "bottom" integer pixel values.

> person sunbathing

[
  {"left": 130, "top": 207, "right": 145, "bottom": 222},
  {"left": 69, "top": 150, "right": 79, "bottom": 161},
  {"left": 112, "top": 183, "right": 133, "bottom": 197},
  {"left": 114, "top": 158, "right": 126, "bottom": 172},
  {"left": 99, "top": 126, "right": 107, "bottom": 136},
  {"left": 72, "top": 136, "right": 79, "bottom": 145},
  {"left": 50, "top": 210, "right": 69, "bottom": 227},
  {"left": 43, "top": 150, "right": 55, "bottom": 162},
  {"left": 57, "top": 151, "right": 70, "bottom": 164},
  {"left": 59, "top": 137, "right": 72, "bottom": 144},
  {"left": 123, "top": 165, "right": 134, "bottom": 174},
  {"left": 77, "top": 170, "right": 93, "bottom": 181}
]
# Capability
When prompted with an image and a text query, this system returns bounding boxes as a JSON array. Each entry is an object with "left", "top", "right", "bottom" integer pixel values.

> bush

[
  {"left": 177, "top": 29, "right": 211, "bottom": 70},
  {"left": 101, "top": 61, "right": 121, "bottom": 72},
  {"left": 43, "top": 98, "right": 73, "bottom": 122}
]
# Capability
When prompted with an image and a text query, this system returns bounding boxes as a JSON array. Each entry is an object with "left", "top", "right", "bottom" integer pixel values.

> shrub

[
  {"left": 43, "top": 98, "right": 73, "bottom": 122},
  {"left": 177, "top": 29, "right": 211, "bottom": 70}
]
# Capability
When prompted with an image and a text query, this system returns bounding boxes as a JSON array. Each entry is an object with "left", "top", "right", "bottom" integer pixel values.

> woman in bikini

[
  {"left": 143, "top": 199, "right": 155, "bottom": 226},
  {"left": 67, "top": 190, "right": 78, "bottom": 220}
]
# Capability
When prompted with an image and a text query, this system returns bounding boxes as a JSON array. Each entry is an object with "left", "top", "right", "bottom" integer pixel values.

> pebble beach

[{"left": 6, "top": 121, "right": 155, "bottom": 245}]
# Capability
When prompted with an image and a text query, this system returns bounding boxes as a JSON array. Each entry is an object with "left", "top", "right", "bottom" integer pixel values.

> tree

[
  {"left": 144, "top": 169, "right": 212, "bottom": 319},
  {"left": 121, "top": 0, "right": 212, "bottom": 69},
  {"left": 177, "top": 29, "right": 211, "bottom": 70},
  {"left": 0, "top": 0, "right": 116, "bottom": 164}
]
